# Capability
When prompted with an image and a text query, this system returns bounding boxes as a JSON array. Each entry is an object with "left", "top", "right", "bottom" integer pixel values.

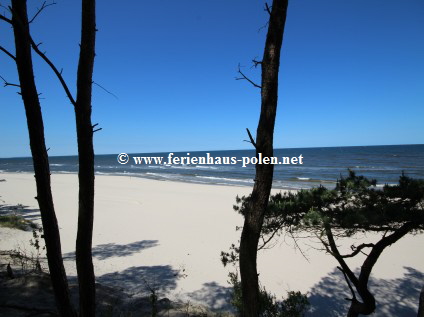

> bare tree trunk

[
  {"left": 74, "top": 0, "right": 97, "bottom": 316},
  {"left": 10, "top": 1, "right": 75, "bottom": 316},
  {"left": 238, "top": 1, "right": 288, "bottom": 316}
]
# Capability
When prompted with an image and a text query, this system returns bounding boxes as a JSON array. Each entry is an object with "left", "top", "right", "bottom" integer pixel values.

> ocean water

[{"left": 1, "top": 145, "right": 423, "bottom": 190}]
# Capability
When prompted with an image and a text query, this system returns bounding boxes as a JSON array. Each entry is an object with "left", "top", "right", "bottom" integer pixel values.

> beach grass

[{"left": 0, "top": 214, "right": 36, "bottom": 231}]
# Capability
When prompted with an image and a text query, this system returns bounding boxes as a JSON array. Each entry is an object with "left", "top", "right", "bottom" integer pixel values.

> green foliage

[
  {"left": 0, "top": 214, "right": 26, "bottom": 230},
  {"left": 0, "top": 203, "right": 38, "bottom": 230},
  {"left": 233, "top": 171, "right": 424, "bottom": 239},
  {"left": 228, "top": 272, "right": 309, "bottom": 317},
  {"left": 29, "top": 227, "right": 45, "bottom": 252},
  {"left": 225, "top": 172, "right": 424, "bottom": 316},
  {"left": 221, "top": 243, "right": 239, "bottom": 267},
  {"left": 280, "top": 291, "right": 310, "bottom": 317},
  {"left": 29, "top": 226, "right": 45, "bottom": 272}
]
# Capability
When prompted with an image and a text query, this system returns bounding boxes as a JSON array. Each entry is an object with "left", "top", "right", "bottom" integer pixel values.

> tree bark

[
  {"left": 10, "top": 1, "right": 76, "bottom": 316},
  {"left": 238, "top": 1, "right": 288, "bottom": 316},
  {"left": 74, "top": 0, "right": 97, "bottom": 316},
  {"left": 418, "top": 285, "right": 424, "bottom": 317}
]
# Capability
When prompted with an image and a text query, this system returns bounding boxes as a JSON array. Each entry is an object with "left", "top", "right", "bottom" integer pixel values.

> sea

[{"left": 1, "top": 144, "right": 423, "bottom": 190}]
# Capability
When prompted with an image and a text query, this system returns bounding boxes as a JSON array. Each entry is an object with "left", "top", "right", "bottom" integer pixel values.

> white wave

[
  {"left": 195, "top": 175, "right": 253, "bottom": 183},
  {"left": 146, "top": 172, "right": 176, "bottom": 179},
  {"left": 194, "top": 165, "right": 218, "bottom": 170},
  {"left": 169, "top": 165, "right": 196, "bottom": 170}
]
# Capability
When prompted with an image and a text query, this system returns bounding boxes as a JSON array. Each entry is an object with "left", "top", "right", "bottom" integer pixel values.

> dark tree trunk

[
  {"left": 326, "top": 222, "right": 414, "bottom": 317},
  {"left": 10, "top": 1, "right": 76, "bottom": 316},
  {"left": 348, "top": 222, "right": 414, "bottom": 317},
  {"left": 74, "top": 0, "right": 97, "bottom": 316},
  {"left": 418, "top": 285, "right": 424, "bottom": 317},
  {"left": 238, "top": 1, "right": 288, "bottom": 316}
]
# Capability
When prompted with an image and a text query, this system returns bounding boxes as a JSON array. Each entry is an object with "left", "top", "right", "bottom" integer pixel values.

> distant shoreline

[
  {"left": 2, "top": 143, "right": 424, "bottom": 160},
  {"left": 1, "top": 145, "right": 423, "bottom": 190}
]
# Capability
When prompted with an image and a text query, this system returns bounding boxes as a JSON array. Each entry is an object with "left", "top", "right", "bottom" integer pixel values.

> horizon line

[{"left": 1, "top": 143, "right": 423, "bottom": 160}]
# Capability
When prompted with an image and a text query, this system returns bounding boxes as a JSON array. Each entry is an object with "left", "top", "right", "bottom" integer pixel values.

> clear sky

[{"left": 0, "top": 0, "right": 423, "bottom": 158}]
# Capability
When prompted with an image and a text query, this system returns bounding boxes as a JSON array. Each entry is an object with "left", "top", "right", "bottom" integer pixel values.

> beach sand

[{"left": 1, "top": 172, "right": 423, "bottom": 314}]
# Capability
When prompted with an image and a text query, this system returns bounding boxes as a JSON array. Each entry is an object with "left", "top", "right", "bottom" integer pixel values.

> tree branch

[
  {"left": 93, "top": 81, "right": 118, "bottom": 99},
  {"left": 244, "top": 128, "right": 257, "bottom": 149},
  {"left": 252, "top": 58, "right": 262, "bottom": 68},
  {"left": 341, "top": 243, "right": 374, "bottom": 258},
  {"left": 29, "top": 39, "right": 76, "bottom": 106},
  {"left": 288, "top": 229, "right": 310, "bottom": 262},
  {"left": 258, "top": 21, "right": 270, "bottom": 33},
  {"left": 0, "top": 12, "right": 12, "bottom": 24},
  {"left": 7, "top": 4, "right": 76, "bottom": 106},
  {"left": 0, "top": 45, "right": 16, "bottom": 60},
  {"left": 0, "top": 75, "right": 20, "bottom": 87},
  {"left": 337, "top": 266, "right": 357, "bottom": 301},
  {"left": 325, "top": 224, "right": 359, "bottom": 288},
  {"left": 236, "top": 64, "right": 261, "bottom": 89},
  {"left": 92, "top": 123, "right": 102, "bottom": 133},
  {"left": 29, "top": 1, "right": 56, "bottom": 24},
  {"left": 258, "top": 226, "right": 280, "bottom": 250},
  {"left": 265, "top": 3, "right": 272, "bottom": 15}
]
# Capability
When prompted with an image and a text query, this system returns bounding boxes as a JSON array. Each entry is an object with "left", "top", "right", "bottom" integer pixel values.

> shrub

[
  {"left": 228, "top": 272, "right": 309, "bottom": 317},
  {"left": 0, "top": 214, "right": 32, "bottom": 230}
]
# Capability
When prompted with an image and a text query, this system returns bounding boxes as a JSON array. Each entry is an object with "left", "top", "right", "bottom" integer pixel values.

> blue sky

[{"left": 1, "top": 0, "right": 423, "bottom": 157}]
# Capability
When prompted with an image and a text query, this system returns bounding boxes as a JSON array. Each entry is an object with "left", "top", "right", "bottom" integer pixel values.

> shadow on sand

[
  {"left": 307, "top": 266, "right": 424, "bottom": 317},
  {"left": 187, "top": 281, "right": 234, "bottom": 312},
  {"left": 97, "top": 265, "right": 180, "bottom": 296},
  {"left": 63, "top": 240, "right": 159, "bottom": 260}
]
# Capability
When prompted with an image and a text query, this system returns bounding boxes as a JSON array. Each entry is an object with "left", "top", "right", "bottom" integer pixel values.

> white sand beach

[{"left": 1, "top": 172, "right": 423, "bottom": 315}]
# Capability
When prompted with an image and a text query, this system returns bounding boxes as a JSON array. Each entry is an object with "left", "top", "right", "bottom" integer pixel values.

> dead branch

[
  {"left": 29, "top": 39, "right": 76, "bottom": 106},
  {"left": 0, "top": 12, "right": 12, "bottom": 24},
  {"left": 265, "top": 3, "right": 272, "bottom": 15},
  {"left": 258, "top": 21, "right": 270, "bottom": 33},
  {"left": 29, "top": 1, "right": 56, "bottom": 24},
  {"left": 252, "top": 58, "right": 262, "bottom": 68},
  {"left": 245, "top": 128, "right": 257, "bottom": 148},
  {"left": 93, "top": 81, "right": 118, "bottom": 99},
  {"left": 0, "top": 45, "right": 16, "bottom": 60},
  {"left": 236, "top": 64, "right": 261, "bottom": 89},
  {"left": 6, "top": 4, "right": 76, "bottom": 106},
  {"left": 92, "top": 123, "right": 102, "bottom": 133},
  {"left": 0, "top": 75, "right": 20, "bottom": 87}
]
